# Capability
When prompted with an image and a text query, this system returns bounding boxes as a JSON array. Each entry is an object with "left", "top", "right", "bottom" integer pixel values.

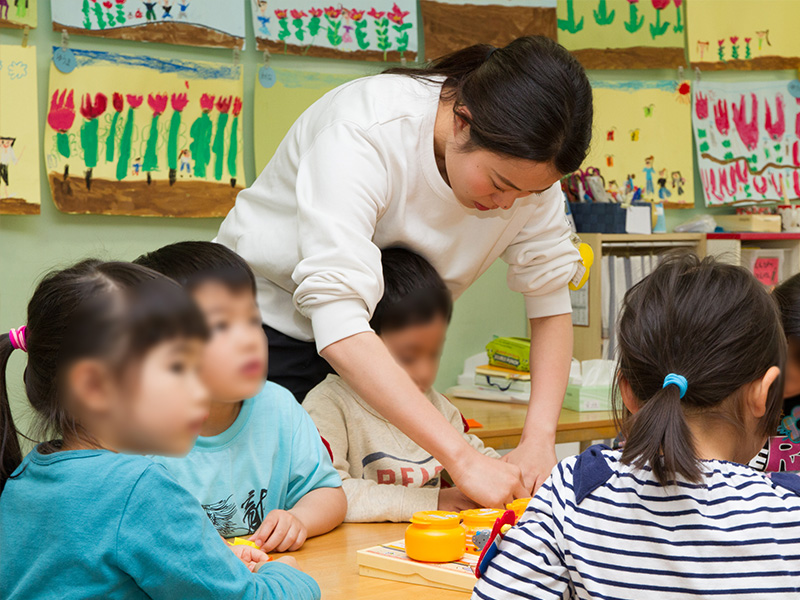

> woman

[{"left": 216, "top": 36, "right": 593, "bottom": 506}]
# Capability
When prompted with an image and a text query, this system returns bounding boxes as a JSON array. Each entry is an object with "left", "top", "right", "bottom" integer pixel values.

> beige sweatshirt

[{"left": 304, "top": 374, "right": 500, "bottom": 523}]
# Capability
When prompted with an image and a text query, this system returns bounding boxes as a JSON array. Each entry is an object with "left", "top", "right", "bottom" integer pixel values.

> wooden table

[
  {"left": 451, "top": 397, "right": 618, "bottom": 451},
  {"left": 272, "top": 523, "right": 469, "bottom": 599}
]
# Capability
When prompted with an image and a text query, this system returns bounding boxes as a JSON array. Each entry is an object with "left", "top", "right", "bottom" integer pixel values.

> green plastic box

[{"left": 485, "top": 337, "right": 530, "bottom": 372}]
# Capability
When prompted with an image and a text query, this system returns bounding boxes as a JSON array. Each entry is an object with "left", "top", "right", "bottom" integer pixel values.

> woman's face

[{"left": 443, "top": 114, "right": 562, "bottom": 212}]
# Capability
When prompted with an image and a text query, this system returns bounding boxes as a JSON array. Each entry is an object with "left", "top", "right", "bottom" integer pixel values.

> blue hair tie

[{"left": 662, "top": 373, "right": 688, "bottom": 399}]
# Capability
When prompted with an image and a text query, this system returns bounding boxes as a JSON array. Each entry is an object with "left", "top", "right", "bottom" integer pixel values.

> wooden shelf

[{"left": 707, "top": 232, "right": 800, "bottom": 241}]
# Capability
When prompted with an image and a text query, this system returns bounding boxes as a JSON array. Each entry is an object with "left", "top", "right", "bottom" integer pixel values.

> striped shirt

[{"left": 473, "top": 446, "right": 800, "bottom": 600}]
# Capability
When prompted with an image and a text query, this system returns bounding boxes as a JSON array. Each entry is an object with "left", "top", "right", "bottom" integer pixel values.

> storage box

[
  {"left": 485, "top": 337, "right": 530, "bottom": 372},
  {"left": 569, "top": 202, "right": 626, "bottom": 234},
  {"left": 715, "top": 214, "right": 782, "bottom": 233},
  {"left": 474, "top": 364, "right": 531, "bottom": 394},
  {"left": 563, "top": 384, "right": 613, "bottom": 412}
]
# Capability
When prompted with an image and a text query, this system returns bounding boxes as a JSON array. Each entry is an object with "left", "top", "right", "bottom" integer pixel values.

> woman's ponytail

[
  {"left": 621, "top": 385, "right": 698, "bottom": 486},
  {"left": 0, "top": 334, "right": 23, "bottom": 494}
]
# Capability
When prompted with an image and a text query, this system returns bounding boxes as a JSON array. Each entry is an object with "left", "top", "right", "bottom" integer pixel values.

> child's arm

[
  {"left": 117, "top": 464, "right": 321, "bottom": 600},
  {"left": 251, "top": 487, "right": 346, "bottom": 552},
  {"left": 471, "top": 465, "right": 570, "bottom": 600}
]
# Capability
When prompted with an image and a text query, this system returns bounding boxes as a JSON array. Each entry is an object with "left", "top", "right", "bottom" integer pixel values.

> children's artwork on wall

[
  {"left": 0, "top": 45, "right": 40, "bottom": 214},
  {"left": 420, "top": 0, "right": 556, "bottom": 61},
  {"left": 45, "top": 49, "right": 244, "bottom": 217},
  {"left": 0, "top": 0, "right": 36, "bottom": 28},
  {"left": 692, "top": 80, "right": 800, "bottom": 206},
  {"left": 579, "top": 79, "right": 694, "bottom": 207},
  {"left": 255, "top": 1, "right": 417, "bottom": 61},
  {"left": 687, "top": 0, "right": 800, "bottom": 70},
  {"left": 51, "top": 0, "right": 245, "bottom": 49},
  {"left": 557, "top": 0, "right": 685, "bottom": 69},
  {"left": 254, "top": 69, "right": 361, "bottom": 171}
]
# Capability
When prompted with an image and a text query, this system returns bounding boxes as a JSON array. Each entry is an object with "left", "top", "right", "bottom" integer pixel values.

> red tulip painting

[
  {"left": 52, "top": 0, "right": 245, "bottom": 49},
  {"left": 693, "top": 81, "right": 800, "bottom": 206},
  {"left": 45, "top": 49, "right": 244, "bottom": 217},
  {"left": 256, "top": 1, "right": 417, "bottom": 61},
  {"left": 556, "top": 0, "right": 686, "bottom": 69}
]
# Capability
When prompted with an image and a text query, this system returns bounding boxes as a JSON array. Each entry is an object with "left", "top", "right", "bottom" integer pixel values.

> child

[
  {"left": 474, "top": 254, "right": 800, "bottom": 599},
  {"left": 0, "top": 260, "right": 319, "bottom": 599},
  {"left": 135, "top": 242, "right": 345, "bottom": 551},
  {"left": 304, "top": 248, "right": 498, "bottom": 522}
]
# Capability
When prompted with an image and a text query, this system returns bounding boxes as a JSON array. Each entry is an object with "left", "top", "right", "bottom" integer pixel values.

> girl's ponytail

[
  {"left": 0, "top": 333, "right": 23, "bottom": 494},
  {"left": 621, "top": 383, "right": 697, "bottom": 486}
]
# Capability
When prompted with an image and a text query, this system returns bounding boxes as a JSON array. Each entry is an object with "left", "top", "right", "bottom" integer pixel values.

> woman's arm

[
  {"left": 502, "top": 314, "right": 572, "bottom": 492},
  {"left": 321, "top": 332, "right": 528, "bottom": 507}
]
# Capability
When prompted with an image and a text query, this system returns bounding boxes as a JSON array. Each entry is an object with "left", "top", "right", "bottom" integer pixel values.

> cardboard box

[
  {"left": 563, "top": 384, "right": 613, "bottom": 412},
  {"left": 715, "top": 214, "right": 782, "bottom": 233}
]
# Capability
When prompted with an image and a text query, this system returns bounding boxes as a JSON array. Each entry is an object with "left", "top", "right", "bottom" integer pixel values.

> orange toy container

[
  {"left": 405, "top": 511, "right": 466, "bottom": 563},
  {"left": 506, "top": 498, "right": 532, "bottom": 521},
  {"left": 460, "top": 508, "right": 506, "bottom": 554}
]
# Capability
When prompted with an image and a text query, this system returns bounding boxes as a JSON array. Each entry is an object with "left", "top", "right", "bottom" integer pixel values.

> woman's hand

[
  {"left": 502, "top": 440, "right": 557, "bottom": 494},
  {"left": 437, "top": 486, "right": 480, "bottom": 512},
  {"left": 446, "top": 451, "right": 528, "bottom": 507}
]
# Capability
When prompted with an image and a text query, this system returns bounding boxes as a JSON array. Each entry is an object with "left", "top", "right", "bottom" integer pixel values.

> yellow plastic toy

[
  {"left": 405, "top": 511, "right": 466, "bottom": 563},
  {"left": 569, "top": 241, "right": 594, "bottom": 291},
  {"left": 506, "top": 497, "right": 532, "bottom": 521},
  {"left": 231, "top": 537, "right": 260, "bottom": 549},
  {"left": 460, "top": 508, "right": 507, "bottom": 554}
]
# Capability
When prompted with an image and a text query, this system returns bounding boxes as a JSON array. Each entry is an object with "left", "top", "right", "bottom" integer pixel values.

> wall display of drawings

[
  {"left": 582, "top": 79, "right": 694, "bottom": 207},
  {"left": 420, "top": 0, "right": 556, "bottom": 62},
  {"left": 51, "top": 0, "right": 245, "bottom": 49},
  {"left": 0, "top": 0, "right": 36, "bottom": 28},
  {"left": 557, "top": 0, "right": 685, "bottom": 69},
  {"left": 254, "top": 69, "right": 360, "bottom": 171},
  {"left": 687, "top": 0, "right": 800, "bottom": 70},
  {"left": 255, "top": 0, "right": 417, "bottom": 61},
  {"left": 0, "top": 45, "right": 40, "bottom": 214},
  {"left": 45, "top": 49, "right": 244, "bottom": 217},
  {"left": 692, "top": 81, "right": 800, "bottom": 206}
]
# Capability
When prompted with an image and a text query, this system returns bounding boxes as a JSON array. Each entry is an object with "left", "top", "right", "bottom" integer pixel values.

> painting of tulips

[
  {"left": 421, "top": 0, "right": 556, "bottom": 62},
  {"left": 255, "top": 0, "right": 417, "bottom": 61},
  {"left": 556, "top": 0, "right": 685, "bottom": 68},
  {"left": 51, "top": 0, "right": 245, "bottom": 49},
  {"left": 688, "top": 0, "right": 800, "bottom": 70},
  {"left": 44, "top": 49, "right": 244, "bottom": 217},
  {"left": 0, "top": 0, "right": 36, "bottom": 29},
  {"left": 0, "top": 45, "right": 40, "bottom": 214}
]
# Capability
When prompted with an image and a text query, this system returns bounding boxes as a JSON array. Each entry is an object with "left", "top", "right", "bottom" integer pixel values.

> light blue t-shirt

[
  {"left": 0, "top": 448, "right": 320, "bottom": 600},
  {"left": 152, "top": 381, "right": 341, "bottom": 537}
]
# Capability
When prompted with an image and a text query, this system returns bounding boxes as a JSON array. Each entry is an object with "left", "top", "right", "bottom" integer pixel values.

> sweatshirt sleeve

[
  {"left": 304, "top": 385, "right": 440, "bottom": 523},
  {"left": 116, "top": 464, "right": 320, "bottom": 600},
  {"left": 291, "top": 121, "right": 390, "bottom": 352},
  {"left": 501, "top": 184, "right": 580, "bottom": 319},
  {"left": 431, "top": 391, "right": 501, "bottom": 459}
]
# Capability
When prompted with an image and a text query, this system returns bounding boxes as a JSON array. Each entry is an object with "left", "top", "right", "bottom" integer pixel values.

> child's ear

[
  {"left": 66, "top": 359, "right": 116, "bottom": 416},
  {"left": 618, "top": 375, "right": 640, "bottom": 414},
  {"left": 745, "top": 366, "right": 781, "bottom": 419}
]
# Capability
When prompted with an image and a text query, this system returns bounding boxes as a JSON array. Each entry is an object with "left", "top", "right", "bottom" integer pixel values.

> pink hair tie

[{"left": 8, "top": 326, "right": 27, "bottom": 352}]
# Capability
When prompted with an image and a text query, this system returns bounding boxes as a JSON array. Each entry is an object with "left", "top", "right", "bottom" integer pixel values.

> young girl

[
  {"left": 474, "top": 254, "right": 800, "bottom": 599},
  {"left": 0, "top": 260, "right": 320, "bottom": 599}
]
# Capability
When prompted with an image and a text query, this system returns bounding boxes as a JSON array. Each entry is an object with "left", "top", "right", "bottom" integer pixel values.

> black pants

[{"left": 263, "top": 324, "right": 336, "bottom": 403}]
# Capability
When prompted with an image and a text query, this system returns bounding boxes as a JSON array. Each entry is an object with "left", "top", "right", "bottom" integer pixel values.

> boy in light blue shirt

[{"left": 137, "top": 242, "right": 345, "bottom": 552}]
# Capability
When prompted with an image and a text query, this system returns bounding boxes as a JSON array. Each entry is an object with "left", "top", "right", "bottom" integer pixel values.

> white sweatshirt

[
  {"left": 304, "top": 374, "right": 500, "bottom": 522},
  {"left": 216, "top": 74, "right": 580, "bottom": 351}
]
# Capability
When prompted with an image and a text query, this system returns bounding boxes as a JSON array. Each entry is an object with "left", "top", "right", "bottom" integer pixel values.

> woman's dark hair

[
  {"left": 134, "top": 241, "right": 256, "bottom": 294},
  {"left": 0, "top": 260, "right": 208, "bottom": 494},
  {"left": 370, "top": 247, "right": 453, "bottom": 335},
  {"left": 773, "top": 273, "right": 800, "bottom": 340},
  {"left": 614, "top": 253, "right": 785, "bottom": 486},
  {"left": 384, "top": 36, "right": 593, "bottom": 175}
]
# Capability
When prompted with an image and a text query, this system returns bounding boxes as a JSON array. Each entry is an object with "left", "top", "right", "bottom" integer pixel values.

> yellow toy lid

[{"left": 409, "top": 510, "right": 461, "bottom": 528}]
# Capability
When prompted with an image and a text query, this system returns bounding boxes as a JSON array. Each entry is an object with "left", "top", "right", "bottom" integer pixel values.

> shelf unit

[
  {"left": 572, "top": 233, "right": 707, "bottom": 361},
  {"left": 706, "top": 233, "right": 800, "bottom": 279}
]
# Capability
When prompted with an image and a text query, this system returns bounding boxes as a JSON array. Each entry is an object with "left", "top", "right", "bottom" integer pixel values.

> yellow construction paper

[
  {"left": 687, "top": 0, "right": 800, "bottom": 68},
  {"left": 253, "top": 69, "right": 362, "bottom": 172},
  {"left": 0, "top": 44, "right": 40, "bottom": 214},
  {"left": 45, "top": 49, "right": 244, "bottom": 217},
  {"left": 580, "top": 80, "right": 694, "bottom": 207},
  {"left": 0, "top": 0, "right": 37, "bottom": 29}
]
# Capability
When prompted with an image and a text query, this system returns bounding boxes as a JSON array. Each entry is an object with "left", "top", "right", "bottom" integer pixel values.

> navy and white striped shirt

[{"left": 473, "top": 446, "right": 800, "bottom": 600}]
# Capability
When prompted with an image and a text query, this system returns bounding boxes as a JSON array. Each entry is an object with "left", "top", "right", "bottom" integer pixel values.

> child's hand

[
  {"left": 438, "top": 487, "right": 481, "bottom": 512},
  {"left": 229, "top": 544, "right": 271, "bottom": 573},
  {"left": 250, "top": 509, "right": 308, "bottom": 553}
]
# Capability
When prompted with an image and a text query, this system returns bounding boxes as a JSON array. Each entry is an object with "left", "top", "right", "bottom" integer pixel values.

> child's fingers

[
  {"left": 262, "top": 516, "right": 292, "bottom": 552},
  {"left": 288, "top": 528, "right": 307, "bottom": 552},
  {"left": 250, "top": 514, "right": 279, "bottom": 548},
  {"left": 274, "top": 523, "right": 301, "bottom": 553}
]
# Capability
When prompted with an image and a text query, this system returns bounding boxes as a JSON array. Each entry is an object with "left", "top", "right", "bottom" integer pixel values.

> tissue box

[{"left": 563, "top": 384, "right": 613, "bottom": 412}]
